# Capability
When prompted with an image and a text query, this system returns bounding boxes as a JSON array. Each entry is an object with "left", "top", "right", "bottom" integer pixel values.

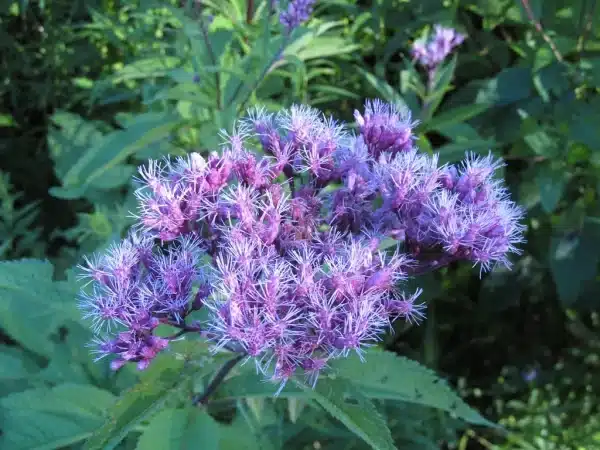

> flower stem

[{"left": 193, "top": 353, "right": 246, "bottom": 405}]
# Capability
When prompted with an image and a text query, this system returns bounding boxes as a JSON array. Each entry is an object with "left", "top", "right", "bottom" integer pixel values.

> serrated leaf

[
  {"left": 330, "top": 350, "right": 493, "bottom": 427},
  {"left": 84, "top": 351, "right": 228, "bottom": 450},
  {"left": 0, "top": 384, "right": 116, "bottom": 450},
  {"left": 297, "top": 377, "right": 397, "bottom": 450},
  {"left": 135, "top": 408, "right": 220, "bottom": 450},
  {"left": 0, "top": 259, "right": 80, "bottom": 356}
]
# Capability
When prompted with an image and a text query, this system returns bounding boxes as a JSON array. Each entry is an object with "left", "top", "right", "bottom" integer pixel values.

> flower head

[
  {"left": 279, "top": 0, "right": 316, "bottom": 33},
  {"left": 78, "top": 100, "right": 524, "bottom": 391},
  {"left": 412, "top": 24, "right": 465, "bottom": 71}
]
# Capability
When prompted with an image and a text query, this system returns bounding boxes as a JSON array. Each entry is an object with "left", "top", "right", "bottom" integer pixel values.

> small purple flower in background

[
  {"left": 522, "top": 367, "right": 538, "bottom": 382},
  {"left": 78, "top": 99, "right": 524, "bottom": 392},
  {"left": 279, "top": 0, "right": 316, "bottom": 33},
  {"left": 412, "top": 24, "right": 465, "bottom": 74}
]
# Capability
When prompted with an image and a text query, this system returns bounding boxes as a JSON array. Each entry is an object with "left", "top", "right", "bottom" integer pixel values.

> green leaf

[
  {"left": 435, "top": 140, "right": 498, "bottom": 164},
  {"left": 90, "top": 165, "right": 136, "bottom": 190},
  {"left": 297, "top": 377, "right": 397, "bottom": 450},
  {"left": 84, "top": 351, "right": 227, "bottom": 450},
  {"left": 0, "top": 113, "right": 17, "bottom": 127},
  {"left": 422, "top": 103, "right": 491, "bottom": 133},
  {"left": 330, "top": 350, "right": 493, "bottom": 427},
  {"left": 0, "top": 259, "right": 80, "bottom": 356},
  {"left": 0, "top": 384, "right": 115, "bottom": 450},
  {"left": 550, "top": 222, "right": 600, "bottom": 306},
  {"left": 61, "top": 112, "right": 180, "bottom": 191},
  {"left": 425, "top": 55, "right": 458, "bottom": 118},
  {"left": 145, "top": 83, "right": 216, "bottom": 109},
  {"left": 48, "top": 185, "right": 89, "bottom": 200},
  {"left": 294, "top": 37, "right": 360, "bottom": 61},
  {"left": 523, "top": 129, "right": 559, "bottom": 157},
  {"left": 0, "top": 346, "right": 39, "bottom": 381},
  {"left": 218, "top": 415, "right": 272, "bottom": 450},
  {"left": 48, "top": 112, "right": 105, "bottom": 181},
  {"left": 135, "top": 408, "right": 220, "bottom": 450},
  {"left": 357, "top": 67, "right": 410, "bottom": 110},
  {"left": 535, "top": 166, "right": 566, "bottom": 213},
  {"left": 216, "top": 366, "right": 305, "bottom": 400},
  {"left": 108, "top": 57, "right": 181, "bottom": 84},
  {"left": 475, "top": 68, "right": 533, "bottom": 106}
]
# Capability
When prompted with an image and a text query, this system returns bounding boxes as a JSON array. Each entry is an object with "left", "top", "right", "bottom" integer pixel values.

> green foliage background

[{"left": 1, "top": 0, "right": 600, "bottom": 449}]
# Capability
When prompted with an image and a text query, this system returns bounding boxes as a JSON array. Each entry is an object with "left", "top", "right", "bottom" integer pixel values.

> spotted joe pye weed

[{"left": 77, "top": 97, "right": 525, "bottom": 393}]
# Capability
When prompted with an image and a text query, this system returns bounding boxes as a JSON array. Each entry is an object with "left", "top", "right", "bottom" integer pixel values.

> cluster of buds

[
  {"left": 78, "top": 100, "right": 524, "bottom": 389},
  {"left": 412, "top": 24, "right": 465, "bottom": 77}
]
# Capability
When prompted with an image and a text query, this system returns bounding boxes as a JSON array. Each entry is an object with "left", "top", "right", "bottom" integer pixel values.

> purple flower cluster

[
  {"left": 279, "top": 0, "right": 316, "bottom": 33},
  {"left": 412, "top": 24, "right": 465, "bottom": 71},
  {"left": 78, "top": 100, "right": 524, "bottom": 389},
  {"left": 78, "top": 234, "right": 205, "bottom": 370}
]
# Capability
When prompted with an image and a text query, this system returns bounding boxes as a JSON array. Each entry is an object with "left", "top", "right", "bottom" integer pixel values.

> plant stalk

[{"left": 193, "top": 353, "right": 246, "bottom": 405}]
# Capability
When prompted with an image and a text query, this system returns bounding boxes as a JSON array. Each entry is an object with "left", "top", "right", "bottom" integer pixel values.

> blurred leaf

[
  {"left": 330, "top": 350, "right": 493, "bottom": 427},
  {"left": 107, "top": 57, "right": 180, "bottom": 84},
  {"left": 0, "top": 259, "right": 80, "bottom": 356},
  {"left": 422, "top": 103, "right": 491, "bottom": 132},
  {"left": 476, "top": 68, "right": 533, "bottom": 106},
  {"left": 426, "top": 55, "right": 458, "bottom": 117},
  {"left": 569, "top": 101, "right": 600, "bottom": 151},
  {"left": 356, "top": 67, "right": 410, "bottom": 110},
  {"left": 294, "top": 37, "right": 360, "bottom": 60},
  {"left": 135, "top": 407, "right": 220, "bottom": 450},
  {"left": 0, "top": 384, "right": 115, "bottom": 450},
  {"left": 56, "top": 112, "right": 180, "bottom": 196},
  {"left": 0, "top": 346, "right": 39, "bottom": 381},
  {"left": 145, "top": 83, "right": 216, "bottom": 108},
  {"left": 535, "top": 165, "right": 566, "bottom": 213},
  {"left": 90, "top": 165, "right": 136, "bottom": 190},
  {"left": 550, "top": 221, "right": 600, "bottom": 306},
  {"left": 0, "top": 114, "right": 17, "bottom": 127},
  {"left": 297, "top": 377, "right": 397, "bottom": 450},
  {"left": 523, "top": 129, "right": 559, "bottom": 156},
  {"left": 435, "top": 139, "right": 498, "bottom": 164},
  {"left": 48, "top": 112, "right": 105, "bottom": 181}
]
